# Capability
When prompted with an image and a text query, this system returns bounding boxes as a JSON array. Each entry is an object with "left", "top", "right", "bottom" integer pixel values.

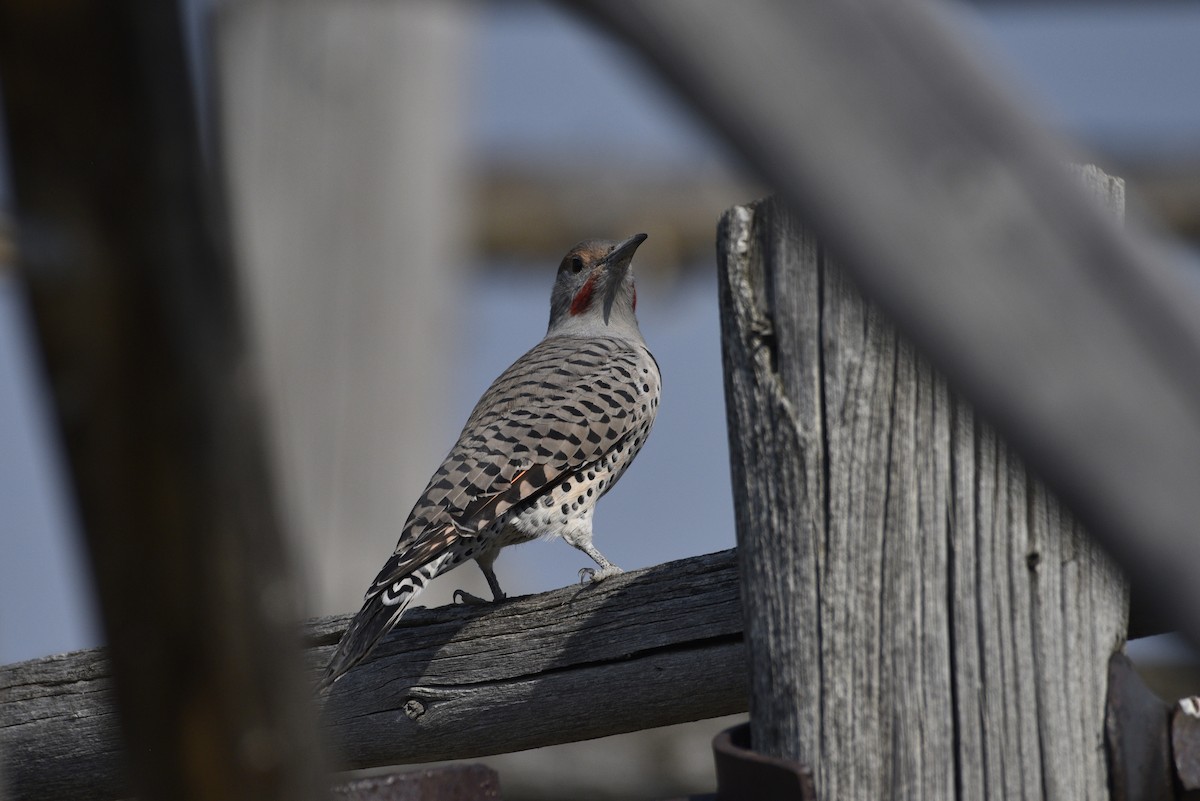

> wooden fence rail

[{"left": 0, "top": 550, "right": 745, "bottom": 801}]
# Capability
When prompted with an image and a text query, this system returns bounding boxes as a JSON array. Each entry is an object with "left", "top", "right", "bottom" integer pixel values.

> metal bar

[{"left": 330, "top": 766, "right": 502, "bottom": 801}]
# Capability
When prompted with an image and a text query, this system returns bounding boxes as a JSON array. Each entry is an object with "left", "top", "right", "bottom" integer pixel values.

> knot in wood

[{"left": 402, "top": 698, "right": 426, "bottom": 720}]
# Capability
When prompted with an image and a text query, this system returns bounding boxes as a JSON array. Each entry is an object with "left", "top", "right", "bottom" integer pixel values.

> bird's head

[{"left": 547, "top": 233, "right": 648, "bottom": 338}]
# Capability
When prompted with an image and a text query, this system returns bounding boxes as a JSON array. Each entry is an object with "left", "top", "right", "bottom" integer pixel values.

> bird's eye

[{"left": 570, "top": 256, "right": 585, "bottom": 274}]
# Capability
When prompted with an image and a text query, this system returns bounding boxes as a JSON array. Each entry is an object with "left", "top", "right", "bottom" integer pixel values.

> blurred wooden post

[
  {"left": 0, "top": 3, "right": 325, "bottom": 800},
  {"left": 214, "top": 0, "right": 472, "bottom": 618},
  {"left": 717, "top": 171, "right": 1128, "bottom": 800}
]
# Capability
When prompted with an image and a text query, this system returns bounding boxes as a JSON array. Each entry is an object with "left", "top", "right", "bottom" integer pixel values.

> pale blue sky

[
  {"left": 473, "top": 2, "right": 1200, "bottom": 165},
  {"left": 3, "top": 1, "right": 1200, "bottom": 664}
]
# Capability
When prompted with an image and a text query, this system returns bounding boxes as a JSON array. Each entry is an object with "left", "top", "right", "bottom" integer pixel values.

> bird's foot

[
  {"left": 578, "top": 565, "right": 624, "bottom": 585},
  {"left": 453, "top": 588, "right": 504, "bottom": 606}
]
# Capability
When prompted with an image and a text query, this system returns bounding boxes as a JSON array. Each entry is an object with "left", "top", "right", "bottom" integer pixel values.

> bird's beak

[{"left": 599, "top": 233, "right": 647, "bottom": 323}]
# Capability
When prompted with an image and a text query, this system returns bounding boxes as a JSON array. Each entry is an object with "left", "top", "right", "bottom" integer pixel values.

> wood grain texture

[
  {"left": 717, "top": 190, "right": 1128, "bottom": 801},
  {"left": 1, "top": 551, "right": 746, "bottom": 801}
]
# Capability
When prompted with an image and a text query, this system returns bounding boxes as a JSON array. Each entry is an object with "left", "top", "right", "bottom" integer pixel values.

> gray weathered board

[
  {"left": 717, "top": 178, "right": 1129, "bottom": 801},
  {"left": 0, "top": 551, "right": 744, "bottom": 801}
]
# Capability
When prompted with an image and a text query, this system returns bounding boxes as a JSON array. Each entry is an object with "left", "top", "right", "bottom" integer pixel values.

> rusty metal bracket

[{"left": 710, "top": 723, "right": 815, "bottom": 801}]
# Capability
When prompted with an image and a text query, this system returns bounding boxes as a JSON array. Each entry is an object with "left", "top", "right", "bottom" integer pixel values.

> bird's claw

[
  {"left": 453, "top": 589, "right": 494, "bottom": 606},
  {"left": 578, "top": 565, "right": 623, "bottom": 585}
]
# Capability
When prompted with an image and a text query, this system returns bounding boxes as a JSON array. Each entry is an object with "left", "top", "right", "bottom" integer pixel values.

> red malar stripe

[{"left": 570, "top": 274, "right": 597, "bottom": 315}]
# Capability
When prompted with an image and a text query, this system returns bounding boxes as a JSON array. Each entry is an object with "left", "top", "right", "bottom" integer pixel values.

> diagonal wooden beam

[{"left": 564, "top": 0, "right": 1200, "bottom": 644}]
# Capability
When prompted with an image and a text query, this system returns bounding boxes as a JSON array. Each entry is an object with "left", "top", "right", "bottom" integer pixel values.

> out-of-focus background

[{"left": 2, "top": 1, "right": 1199, "bottom": 798}]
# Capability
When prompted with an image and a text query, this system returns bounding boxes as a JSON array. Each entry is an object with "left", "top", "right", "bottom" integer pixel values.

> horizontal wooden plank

[{"left": 0, "top": 550, "right": 745, "bottom": 801}]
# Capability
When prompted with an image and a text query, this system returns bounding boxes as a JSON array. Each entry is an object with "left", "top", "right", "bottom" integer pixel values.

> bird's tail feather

[{"left": 317, "top": 553, "right": 450, "bottom": 691}]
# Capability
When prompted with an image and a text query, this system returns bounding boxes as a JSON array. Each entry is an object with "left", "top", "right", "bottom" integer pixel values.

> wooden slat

[{"left": 0, "top": 551, "right": 746, "bottom": 801}]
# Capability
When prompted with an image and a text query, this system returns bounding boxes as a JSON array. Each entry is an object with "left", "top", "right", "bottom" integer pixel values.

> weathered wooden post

[
  {"left": 214, "top": 0, "right": 472, "bottom": 619},
  {"left": 717, "top": 169, "right": 1128, "bottom": 800}
]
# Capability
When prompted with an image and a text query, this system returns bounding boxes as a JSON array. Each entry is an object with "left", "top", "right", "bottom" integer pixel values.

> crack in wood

[{"left": 409, "top": 633, "right": 745, "bottom": 694}]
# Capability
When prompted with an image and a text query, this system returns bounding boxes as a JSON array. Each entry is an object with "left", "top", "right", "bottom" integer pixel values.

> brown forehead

[{"left": 564, "top": 240, "right": 614, "bottom": 264}]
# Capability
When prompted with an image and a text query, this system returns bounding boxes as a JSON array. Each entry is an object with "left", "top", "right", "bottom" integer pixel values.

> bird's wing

[
  {"left": 365, "top": 335, "right": 651, "bottom": 599},
  {"left": 319, "top": 335, "right": 657, "bottom": 689}
]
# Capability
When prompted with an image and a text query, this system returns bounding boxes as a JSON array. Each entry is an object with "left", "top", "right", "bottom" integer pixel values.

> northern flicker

[{"left": 319, "top": 233, "right": 660, "bottom": 689}]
